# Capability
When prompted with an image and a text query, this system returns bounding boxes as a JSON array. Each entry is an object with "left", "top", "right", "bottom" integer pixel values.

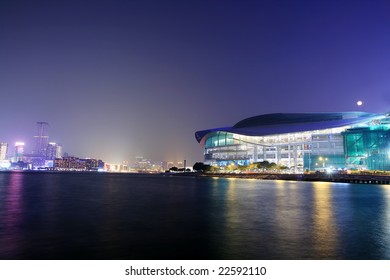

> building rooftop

[{"left": 195, "top": 111, "right": 385, "bottom": 143}]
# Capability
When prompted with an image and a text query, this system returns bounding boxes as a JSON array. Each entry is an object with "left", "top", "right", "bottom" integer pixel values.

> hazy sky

[{"left": 1, "top": 0, "right": 389, "bottom": 164}]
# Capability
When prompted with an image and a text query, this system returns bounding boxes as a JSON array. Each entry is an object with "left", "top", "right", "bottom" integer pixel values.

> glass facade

[
  {"left": 200, "top": 114, "right": 390, "bottom": 172},
  {"left": 204, "top": 128, "right": 347, "bottom": 172},
  {"left": 343, "top": 121, "right": 390, "bottom": 170}
]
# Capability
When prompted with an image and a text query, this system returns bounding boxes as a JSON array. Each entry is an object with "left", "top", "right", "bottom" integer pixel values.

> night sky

[{"left": 1, "top": 0, "right": 389, "bottom": 164}]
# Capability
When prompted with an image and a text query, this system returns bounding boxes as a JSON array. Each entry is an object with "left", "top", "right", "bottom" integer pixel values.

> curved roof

[{"left": 195, "top": 112, "right": 384, "bottom": 143}]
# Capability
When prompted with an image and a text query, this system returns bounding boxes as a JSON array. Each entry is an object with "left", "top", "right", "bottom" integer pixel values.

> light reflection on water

[
  {"left": 312, "top": 182, "right": 338, "bottom": 258},
  {"left": 0, "top": 172, "right": 23, "bottom": 258},
  {"left": 1, "top": 172, "right": 390, "bottom": 259},
  {"left": 379, "top": 185, "right": 390, "bottom": 259}
]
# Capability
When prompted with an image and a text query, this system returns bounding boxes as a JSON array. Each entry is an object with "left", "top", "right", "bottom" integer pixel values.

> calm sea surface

[{"left": 1, "top": 171, "right": 390, "bottom": 260}]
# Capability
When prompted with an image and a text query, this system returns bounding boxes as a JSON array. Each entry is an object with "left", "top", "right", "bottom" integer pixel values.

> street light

[{"left": 319, "top": 157, "right": 328, "bottom": 168}]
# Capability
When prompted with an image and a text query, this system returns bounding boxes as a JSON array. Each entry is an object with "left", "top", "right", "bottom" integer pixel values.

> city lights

[{"left": 0, "top": 122, "right": 185, "bottom": 172}]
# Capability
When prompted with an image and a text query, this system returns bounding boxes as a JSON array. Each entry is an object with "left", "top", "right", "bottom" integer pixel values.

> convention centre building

[{"left": 195, "top": 112, "right": 390, "bottom": 173}]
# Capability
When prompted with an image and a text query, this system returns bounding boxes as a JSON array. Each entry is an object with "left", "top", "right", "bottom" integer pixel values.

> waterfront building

[
  {"left": 132, "top": 157, "right": 151, "bottom": 171},
  {"left": 23, "top": 154, "right": 46, "bottom": 168},
  {"left": 33, "top": 122, "right": 49, "bottom": 156},
  {"left": 83, "top": 158, "right": 104, "bottom": 171},
  {"left": 0, "top": 142, "right": 8, "bottom": 160},
  {"left": 131, "top": 157, "right": 163, "bottom": 172},
  {"left": 54, "top": 156, "right": 86, "bottom": 170},
  {"left": 119, "top": 164, "right": 129, "bottom": 172},
  {"left": 54, "top": 156, "right": 104, "bottom": 171},
  {"left": 195, "top": 112, "right": 390, "bottom": 172},
  {"left": 104, "top": 163, "right": 115, "bottom": 172},
  {"left": 104, "top": 163, "right": 122, "bottom": 172}
]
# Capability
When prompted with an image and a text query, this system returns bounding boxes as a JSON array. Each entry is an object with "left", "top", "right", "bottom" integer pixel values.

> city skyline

[
  {"left": 0, "top": 121, "right": 60, "bottom": 158},
  {"left": 1, "top": 0, "right": 389, "bottom": 164},
  {"left": 0, "top": 120, "right": 187, "bottom": 165},
  {"left": 0, "top": 120, "right": 188, "bottom": 171}
]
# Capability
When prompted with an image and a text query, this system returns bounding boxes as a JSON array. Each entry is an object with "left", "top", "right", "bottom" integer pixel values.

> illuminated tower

[
  {"left": 33, "top": 122, "right": 50, "bottom": 155},
  {"left": 0, "top": 142, "right": 8, "bottom": 160},
  {"left": 14, "top": 142, "right": 25, "bottom": 162}
]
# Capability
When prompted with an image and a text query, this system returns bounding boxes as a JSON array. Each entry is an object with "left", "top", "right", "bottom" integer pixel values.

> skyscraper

[
  {"left": 0, "top": 142, "right": 8, "bottom": 160},
  {"left": 33, "top": 122, "right": 49, "bottom": 156}
]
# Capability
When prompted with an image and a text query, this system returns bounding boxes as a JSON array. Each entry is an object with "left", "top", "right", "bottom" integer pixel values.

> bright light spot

[
  {"left": 357, "top": 100, "right": 363, "bottom": 106},
  {"left": 0, "top": 160, "right": 11, "bottom": 169}
]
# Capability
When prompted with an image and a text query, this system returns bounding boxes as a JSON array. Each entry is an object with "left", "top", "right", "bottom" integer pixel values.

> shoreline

[
  {"left": 2, "top": 169, "right": 390, "bottom": 185},
  {"left": 196, "top": 172, "right": 390, "bottom": 185},
  {"left": 165, "top": 170, "right": 390, "bottom": 185}
]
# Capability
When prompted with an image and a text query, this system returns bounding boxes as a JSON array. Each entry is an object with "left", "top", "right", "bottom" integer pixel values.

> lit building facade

[
  {"left": 131, "top": 157, "right": 163, "bottom": 172},
  {"left": 195, "top": 112, "right": 390, "bottom": 172},
  {"left": 0, "top": 142, "right": 8, "bottom": 160},
  {"left": 54, "top": 156, "right": 104, "bottom": 171},
  {"left": 46, "top": 142, "right": 63, "bottom": 159},
  {"left": 343, "top": 124, "right": 390, "bottom": 170}
]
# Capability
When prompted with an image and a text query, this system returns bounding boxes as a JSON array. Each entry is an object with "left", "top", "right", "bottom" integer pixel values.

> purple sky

[{"left": 0, "top": 0, "right": 389, "bottom": 164}]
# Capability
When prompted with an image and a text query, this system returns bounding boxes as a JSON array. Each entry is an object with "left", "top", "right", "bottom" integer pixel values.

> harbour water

[{"left": 1, "top": 171, "right": 390, "bottom": 260}]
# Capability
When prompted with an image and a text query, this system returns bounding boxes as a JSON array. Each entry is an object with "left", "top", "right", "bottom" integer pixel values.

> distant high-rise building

[
  {"left": 33, "top": 122, "right": 49, "bottom": 155},
  {"left": 14, "top": 142, "right": 25, "bottom": 162},
  {"left": 56, "top": 144, "right": 63, "bottom": 159},
  {"left": 0, "top": 142, "right": 8, "bottom": 160},
  {"left": 46, "top": 142, "right": 63, "bottom": 159}
]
